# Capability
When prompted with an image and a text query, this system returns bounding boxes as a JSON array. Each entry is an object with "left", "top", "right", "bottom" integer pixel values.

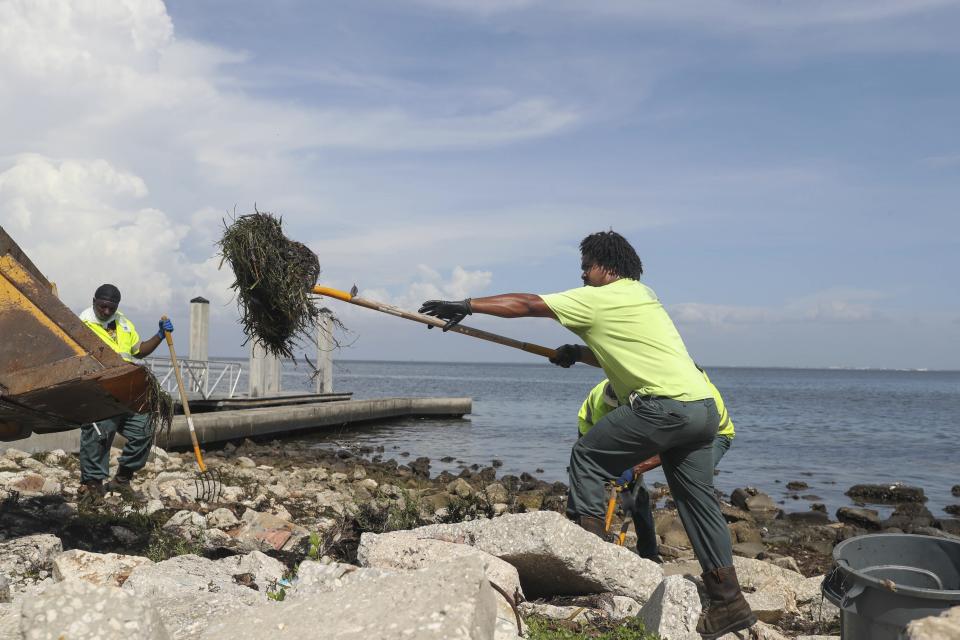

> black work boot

[
  {"left": 576, "top": 515, "right": 611, "bottom": 541},
  {"left": 78, "top": 479, "right": 104, "bottom": 505},
  {"left": 106, "top": 467, "right": 142, "bottom": 500},
  {"left": 697, "top": 566, "right": 757, "bottom": 639}
]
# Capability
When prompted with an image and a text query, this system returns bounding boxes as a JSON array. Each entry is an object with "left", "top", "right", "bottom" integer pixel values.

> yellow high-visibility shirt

[
  {"left": 542, "top": 279, "right": 710, "bottom": 402},
  {"left": 80, "top": 308, "right": 141, "bottom": 363}
]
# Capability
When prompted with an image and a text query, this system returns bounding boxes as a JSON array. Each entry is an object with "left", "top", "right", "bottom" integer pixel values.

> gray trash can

[{"left": 822, "top": 533, "right": 960, "bottom": 640}]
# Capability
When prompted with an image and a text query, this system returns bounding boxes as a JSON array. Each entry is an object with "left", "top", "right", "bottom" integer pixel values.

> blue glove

[
  {"left": 157, "top": 318, "right": 174, "bottom": 338},
  {"left": 616, "top": 466, "right": 634, "bottom": 487}
]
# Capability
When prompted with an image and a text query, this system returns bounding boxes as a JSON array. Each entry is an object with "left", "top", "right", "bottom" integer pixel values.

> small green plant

[
  {"left": 384, "top": 493, "right": 424, "bottom": 531},
  {"left": 525, "top": 615, "right": 659, "bottom": 640},
  {"left": 307, "top": 531, "right": 322, "bottom": 561},
  {"left": 438, "top": 492, "right": 493, "bottom": 524},
  {"left": 266, "top": 585, "right": 287, "bottom": 601},
  {"left": 355, "top": 492, "right": 426, "bottom": 534},
  {"left": 144, "top": 527, "right": 206, "bottom": 563}
]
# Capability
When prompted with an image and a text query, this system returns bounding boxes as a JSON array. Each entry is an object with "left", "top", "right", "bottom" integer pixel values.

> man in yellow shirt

[
  {"left": 77, "top": 283, "right": 173, "bottom": 499},
  {"left": 580, "top": 367, "right": 735, "bottom": 564},
  {"left": 420, "top": 231, "right": 754, "bottom": 638}
]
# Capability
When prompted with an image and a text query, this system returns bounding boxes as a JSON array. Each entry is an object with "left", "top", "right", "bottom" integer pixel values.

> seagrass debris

[
  {"left": 217, "top": 210, "right": 326, "bottom": 360},
  {"left": 142, "top": 368, "right": 174, "bottom": 448}
]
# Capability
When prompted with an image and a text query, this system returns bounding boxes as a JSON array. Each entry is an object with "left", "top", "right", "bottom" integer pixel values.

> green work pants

[
  {"left": 631, "top": 435, "right": 733, "bottom": 560},
  {"left": 566, "top": 395, "right": 733, "bottom": 572},
  {"left": 79, "top": 413, "right": 154, "bottom": 483}
]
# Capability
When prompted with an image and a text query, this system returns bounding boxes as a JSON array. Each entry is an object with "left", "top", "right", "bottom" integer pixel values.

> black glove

[
  {"left": 549, "top": 344, "right": 581, "bottom": 368},
  {"left": 418, "top": 299, "right": 472, "bottom": 331}
]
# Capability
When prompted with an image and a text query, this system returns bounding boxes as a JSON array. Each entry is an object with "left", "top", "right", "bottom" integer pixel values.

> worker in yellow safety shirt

[
  {"left": 77, "top": 283, "right": 173, "bottom": 499},
  {"left": 578, "top": 366, "right": 735, "bottom": 563}
]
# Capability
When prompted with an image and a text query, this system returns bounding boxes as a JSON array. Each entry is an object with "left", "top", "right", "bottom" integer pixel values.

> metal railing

[{"left": 143, "top": 357, "right": 243, "bottom": 399}]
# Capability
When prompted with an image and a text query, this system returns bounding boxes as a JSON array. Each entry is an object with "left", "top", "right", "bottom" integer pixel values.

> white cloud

[
  {"left": 359, "top": 265, "right": 492, "bottom": 311},
  {"left": 0, "top": 153, "right": 212, "bottom": 313},
  {"left": 670, "top": 288, "right": 886, "bottom": 328}
]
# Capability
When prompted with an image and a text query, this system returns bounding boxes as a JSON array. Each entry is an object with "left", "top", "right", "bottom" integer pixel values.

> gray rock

[
  {"left": 744, "top": 590, "right": 787, "bottom": 623},
  {"left": 716, "top": 620, "right": 789, "bottom": 639},
  {"left": 163, "top": 510, "right": 208, "bottom": 540},
  {"left": 120, "top": 552, "right": 283, "bottom": 639},
  {"left": 606, "top": 595, "right": 642, "bottom": 621},
  {"left": 142, "top": 592, "right": 253, "bottom": 640},
  {"left": 20, "top": 579, "right": 169, "bottom": 640},
  {"left": 731, "top": 488, "right": 780, "bottom": 516},
  {"left": 122, "top": 554, "right": 268, "bottom": 606},
  {"left": 213, "top": 551, "right": 285, "bottom": 594},
  {"left": 769, "top": 556, "right": 802, "bottom": 574},
  {"left": 377, "top": 511, "right": 662, "bottom": 601},
  {"left": 836, "top": 506, "right": 881, "bottom": 530},
  {"left": 845, "top": 483, "right": 925, "bottom": 503},
  {"left": 638, "top": 575, "right": 701, "bottom": 640},
  {"left": 206, "top": 508, "right": 239, "bottom": 530},
  {"left": 358, "top": 534, "right": 524, "bottom": 637},
  {"left": 52, "top": 549, "right": 153, "bottom": 587},
  {"left": 200, "top": 557, "right": 497, "bottom": 640},
  {"left": 0, "top": 535, "right": 62, "bottom": 591},
  {"left": 0, "top": 576, "right": 8, "bottom": 604},
  {"left": 485, "top": 483, "right": 508, "bottom": 504},
  {"left": 223, "top": 509, "right": 310, "bottom": 553},
  {"left": 902, "top": 604, "right": 960, "bottom": 639},
  {"left": 289, "top": 560, "right": 395, "bottom": 599},
  {"left": 447, "top": 478, "right": 474, "bottom": 498},
  {"left": 794, "top": 575, "right": 839, "bottom": 625},
  {"left": 733, "top": 542, "right": 766, "bottom": 558},
  {"left": 0, "top": 602, "right": 17, "bottom": 640},
  {"left": 358, "top": 533, "right": 524, "bottom": 600}
]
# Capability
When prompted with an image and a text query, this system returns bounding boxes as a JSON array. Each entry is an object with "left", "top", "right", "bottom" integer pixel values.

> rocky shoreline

[{"left": 1, "top": 440, "right": 958, "bottom": 639}]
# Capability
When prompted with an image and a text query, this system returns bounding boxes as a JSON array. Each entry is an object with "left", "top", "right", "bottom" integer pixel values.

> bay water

[{"left": 268, "top": 360, "right": 960, "bottom": 518}]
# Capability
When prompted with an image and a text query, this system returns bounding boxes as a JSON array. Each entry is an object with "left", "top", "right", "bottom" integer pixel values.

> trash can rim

[{"left": 831, "top": 533, "right": 960, "bottom": 599}]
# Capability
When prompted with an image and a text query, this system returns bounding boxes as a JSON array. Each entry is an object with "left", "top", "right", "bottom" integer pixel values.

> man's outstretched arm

[
  {"left": 470, "top": 293, "right": 556, "bottom": 319},
  {"left": 419, "top": 293, "right": 555, "bottom": 331}
]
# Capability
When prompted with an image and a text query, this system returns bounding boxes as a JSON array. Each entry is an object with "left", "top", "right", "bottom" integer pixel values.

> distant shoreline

[{"left": 199, "top": 357, "right": 960, "bottom": 373}]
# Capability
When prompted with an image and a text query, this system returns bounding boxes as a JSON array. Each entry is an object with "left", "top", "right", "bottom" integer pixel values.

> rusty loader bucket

[{"left": 0, "top": 225, "right": 151, "bottom": 441}]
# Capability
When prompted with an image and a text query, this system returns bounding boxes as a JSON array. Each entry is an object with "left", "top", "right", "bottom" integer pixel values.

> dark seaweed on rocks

[
  {"left": 217, "top": 210, "right": 323, "bottom": 359},
  {"left": 845, "top": 483, "right": 926, "bottom": 504},
  {"left": 143, "top": 368, "right": 174, "bottom": 447}
]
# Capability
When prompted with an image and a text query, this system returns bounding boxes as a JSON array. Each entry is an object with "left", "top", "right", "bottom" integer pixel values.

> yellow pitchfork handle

[
  {"left": 161, "top": 316, "right": 208, "bottom": 473},
  {"left": 312, "top": 285, "right": 557, "bottom": 360}
]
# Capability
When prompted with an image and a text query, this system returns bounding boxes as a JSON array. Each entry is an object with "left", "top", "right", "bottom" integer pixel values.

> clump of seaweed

[
  {"left": 217, "top": 209, "right": 322, "bottom": 359},
  {"left": 141, "top": 368, "right": 174, "bottom": 448}
]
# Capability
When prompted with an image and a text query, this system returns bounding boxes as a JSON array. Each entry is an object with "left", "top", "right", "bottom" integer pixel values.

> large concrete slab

[{"left": 200, "top": 556, "right": 497, "bottom": 640}]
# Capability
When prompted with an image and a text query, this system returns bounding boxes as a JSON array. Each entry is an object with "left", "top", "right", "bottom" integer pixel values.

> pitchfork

[{"left": 162, "top": 316, "right": 222, "bottom": 503}]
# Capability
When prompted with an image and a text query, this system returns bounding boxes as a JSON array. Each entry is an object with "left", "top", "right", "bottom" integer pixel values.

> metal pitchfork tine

[{"left": 161, "top": 316, "right": 223, "bottom": 503}]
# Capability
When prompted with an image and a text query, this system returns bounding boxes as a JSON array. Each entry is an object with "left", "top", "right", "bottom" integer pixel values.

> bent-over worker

[{"left": 579, "top": 366, "right": 736, "bottom": 564}]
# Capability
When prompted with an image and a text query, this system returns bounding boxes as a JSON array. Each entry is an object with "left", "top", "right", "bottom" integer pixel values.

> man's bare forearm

[{"left": 469, "top": 294, "right": 556, "bottom": 319}]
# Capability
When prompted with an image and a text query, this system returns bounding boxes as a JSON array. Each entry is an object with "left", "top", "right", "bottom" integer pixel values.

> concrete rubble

[{"left": 2, "top": 440, "right": 958, "bottom": 638}]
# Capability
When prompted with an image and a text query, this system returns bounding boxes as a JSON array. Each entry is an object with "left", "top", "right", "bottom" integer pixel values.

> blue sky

[{"left": 1, "top": 1, "right": 958, "bottom": 368}]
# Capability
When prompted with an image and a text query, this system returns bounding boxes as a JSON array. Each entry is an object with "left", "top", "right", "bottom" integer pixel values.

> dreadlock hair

[{"left": 579, "top": 230, "right": 643, "bottom": 280}]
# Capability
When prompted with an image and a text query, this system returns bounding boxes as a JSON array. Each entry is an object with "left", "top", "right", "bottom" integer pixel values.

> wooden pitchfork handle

[
  {"left": 312, "top": 285, "right": 556, "bottom": 359},
  {"left": 161, "top": 316, "right": 208, "bottom": 473}
]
